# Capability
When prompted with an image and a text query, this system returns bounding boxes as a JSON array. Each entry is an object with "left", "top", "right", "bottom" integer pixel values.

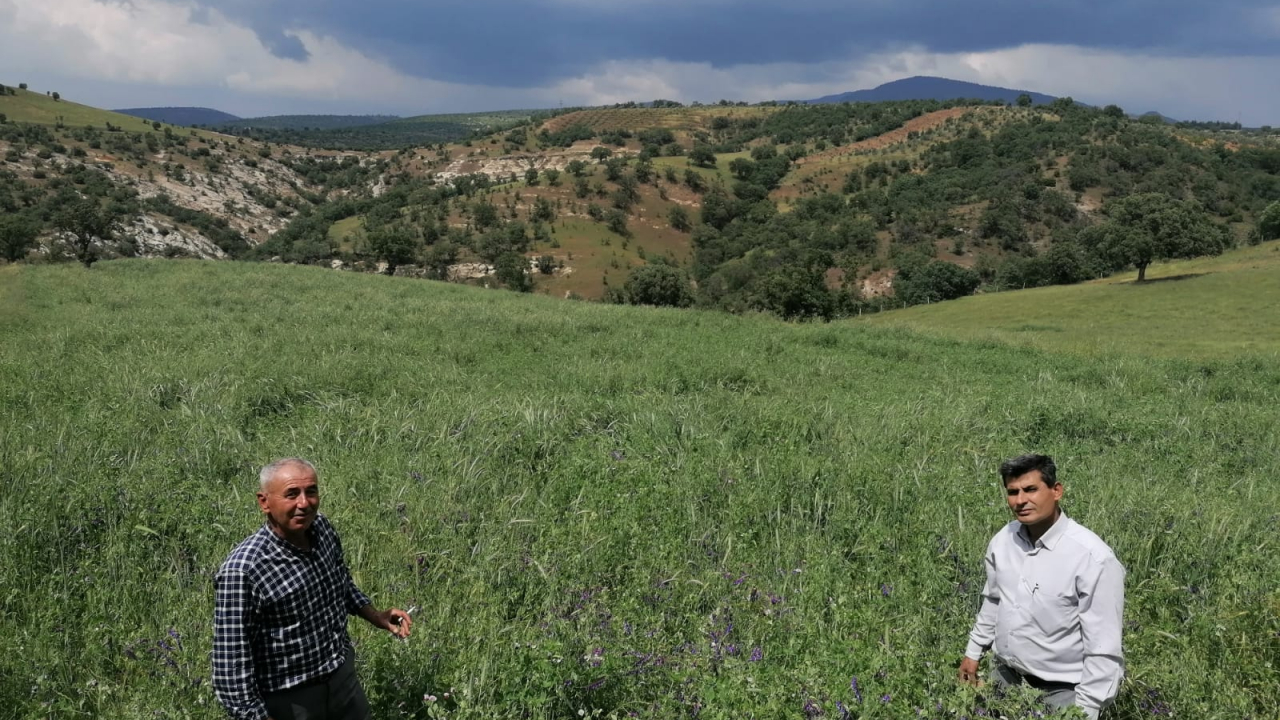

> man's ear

[
  {"left": 1051, "top": 482, "right": 1064, "bottom": 503},
  {"left": 256, "top": 491, "right": 269, "bottom": 513}
]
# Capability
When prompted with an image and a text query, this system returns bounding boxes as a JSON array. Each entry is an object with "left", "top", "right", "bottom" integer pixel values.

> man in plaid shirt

[{"left": 213, "top": 458, "right": 412, "bottom": 720}]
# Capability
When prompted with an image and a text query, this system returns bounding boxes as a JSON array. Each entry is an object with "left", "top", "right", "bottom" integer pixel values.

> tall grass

[
  {"left": 1, "top": 260, "right": 1277, "bottom": 719},
  {"left": 862, "top": 241, "right": 1280, "bottom": 360}
]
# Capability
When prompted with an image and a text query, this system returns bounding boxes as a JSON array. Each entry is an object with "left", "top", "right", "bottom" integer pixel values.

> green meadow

[
  {"left": 1, "top": 260, "right": 1278, "bottom": 719},
  {"left": 0, "top": 86, "right": 218, "bottom": 137},
  {"left": 862, "top": 241, "right": 1280, "bottom": 359}
]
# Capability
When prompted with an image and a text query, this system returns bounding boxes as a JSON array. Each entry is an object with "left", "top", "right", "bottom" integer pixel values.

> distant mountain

[
  {"left": 808, "top": 76, "right": 1059, "bottom": 106},
  {"left": 115, "top": 107, "right": 241, "bottom": 126},
  {"left": 221, "top": 115, "right": 400, "bottom": 131}
]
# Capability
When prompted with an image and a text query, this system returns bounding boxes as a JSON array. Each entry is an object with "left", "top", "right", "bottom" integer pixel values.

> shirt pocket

[{"left": 1032, "top": 591, "right": 1078, "bottom": 638}]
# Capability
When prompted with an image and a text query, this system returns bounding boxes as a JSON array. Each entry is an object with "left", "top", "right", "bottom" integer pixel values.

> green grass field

[
  {"left": 861, "top": 241, "right": 1280, "bottom": 359},
  {"left": 0, "top": 86, "right": 218, "bottom": 137},
  {"left": 1, "top": 260, "right": 1278, "bottom": 719}
]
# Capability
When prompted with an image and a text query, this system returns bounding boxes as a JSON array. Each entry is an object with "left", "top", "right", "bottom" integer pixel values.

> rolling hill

[
  {"left": 860, "top": 239, "right": 1280, "bottom": 359},
  {"left": 808, "top": 76, "right": 1059, "bottom": 105},
  {"left": 219, "top": 114, "right": 399, "bottom": 130},
  {"left": 0, "top": 86, "right": 186, "bottom": 133},
  {"left": 114, "top": 106, "right": 241, "bottom": 126}
]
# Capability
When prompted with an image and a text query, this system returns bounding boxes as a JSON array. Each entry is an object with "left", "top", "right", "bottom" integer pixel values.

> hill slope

[
  {"left": 0, "top": 86, "right": 180, "bottom": 133},
  {"left": 114, "top": 106, "right": 241, "bottom": 126},
  {"left": 809, "top": 76, "right": 1058, "bottom": 105},
  {"left": 860, "top": 240, "right": 1280, "bottom": 359},
  {"left": 220, "top": 114, "right": 399, "bottom": 130},
  {"left": 1, "top": 259, "right": 1278, "bottom": 719}
]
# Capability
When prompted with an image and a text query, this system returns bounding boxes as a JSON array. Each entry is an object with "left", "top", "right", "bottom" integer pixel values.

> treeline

[
  {"left": 211, "top": 110, "right": 572, "bottom": 151},
  {"left": 217, "top": 115, "right": 400, "bottom": 131}
]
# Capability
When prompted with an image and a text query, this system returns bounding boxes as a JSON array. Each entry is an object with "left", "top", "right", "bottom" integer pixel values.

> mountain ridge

[
  {"left": 807, "top": 76, "right": 1059, "bottom": 106},
  {"left": 114, "top": 106, "right": 241, "bottom": 126}
]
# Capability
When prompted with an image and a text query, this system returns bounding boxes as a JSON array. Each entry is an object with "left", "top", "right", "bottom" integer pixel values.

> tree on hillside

[
  {"left": 894, "top": 260, "right": 981, "bottom": 305},
  {"left": 367, "top": 227, "right": 418, "bottom": 275},
  {"left": 668, "top": 205, "right": 692, "bottom": 232},
  {"left": 0, "top": 215, "right": 40, "bottom": 262},
  {"left": 494, "top": 251, "right": 532, "bottom": 292},
  {"left": 51, "top": 91, "right": 60, "bottom": 101},
  {"left": 422, "top": 241, "right": 459, "bottom": 281},
  {"left": 1016, "top": 93, "right": 1033, "bottom": 107},
  {"left": 1080, "top": 193, "right": 1231, "bottom": 281},
  {"left": 1258, "top": 200, "right": 1280, "bottom": 242},
  {"left": 591, "top": 146, "right": 612, "bottom": 162},
  {"left": 748, "top": 265, "right": 834, "bottom": 321},
  {"left": 688, "top": 144, "right": 717, "bottom": 168},
  {"left": 54, "top": 200, "right": 120, "bottom": 268},
  {"left": 472, "top": 201, "right": 500, "bottom": 230},
  {"left": 605, "top": 208, "right": 630, "bottom": 237},
  {"left": 625, "top": 263, "right": 693, "bottom": 307}
]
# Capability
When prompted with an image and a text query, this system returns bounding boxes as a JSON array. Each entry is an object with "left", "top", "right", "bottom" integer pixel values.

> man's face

[
  {"left": 1004, "top": 469, "right": 1063, "bottom": 526},
  {"left": 257, "top": 463, "right": 320, "bottom": 535}
]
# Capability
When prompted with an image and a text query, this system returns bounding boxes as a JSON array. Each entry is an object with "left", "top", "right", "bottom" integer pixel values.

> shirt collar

[
  {"left": 1018, "top": 511, "right": 1069, "bottom": 550},
  {"left": 260, "top": 519, "right": 319, "bottom": 556}
]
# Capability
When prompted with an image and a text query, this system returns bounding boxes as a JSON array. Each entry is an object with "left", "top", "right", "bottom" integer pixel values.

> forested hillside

[{"left": 4, "top": 87, "right": 1280, "bottom": 319}]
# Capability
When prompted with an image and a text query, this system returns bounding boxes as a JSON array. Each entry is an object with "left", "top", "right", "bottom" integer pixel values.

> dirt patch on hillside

[
  {"left": 796, "top": 107, "right": 978, "bottom": 167},
  {"left": 861, "top": 268, "right": 896, "bottom": 298}
]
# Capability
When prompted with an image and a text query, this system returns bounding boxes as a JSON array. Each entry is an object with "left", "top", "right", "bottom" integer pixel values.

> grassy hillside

[
  {"left": 861, "top": 240, "right": 1280, "bottom": 359},
  {"left": 1, "top": 260, "right": 1278, "bottom": 719},
  {"left": 0, "top": 86, "right": 188, "bottom": 134}
]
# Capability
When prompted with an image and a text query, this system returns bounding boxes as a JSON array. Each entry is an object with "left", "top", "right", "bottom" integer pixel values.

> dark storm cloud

[
  {"left": 255, "top": 27, "right": 310, "bottom": 61},
  {"left": 204, "top": 0, "right": 1279, "bottom": 86}
]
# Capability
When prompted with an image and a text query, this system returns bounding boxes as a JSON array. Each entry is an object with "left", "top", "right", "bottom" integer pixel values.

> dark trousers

[
  {"left": 264, "top": 651, "right": 371, "bottom": 720},
  {"left": 991, "top": 660, "right": 1078, "bottom": 712}
]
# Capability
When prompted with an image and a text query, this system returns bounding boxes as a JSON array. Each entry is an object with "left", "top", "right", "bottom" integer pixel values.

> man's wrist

[{"left": 963, "top": 640, "right": 987, "bottom": 661}]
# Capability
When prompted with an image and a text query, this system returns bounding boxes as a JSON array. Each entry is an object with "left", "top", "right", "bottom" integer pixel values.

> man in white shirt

[{"left": 958, "top": 454, "right": 1125, "bottom": 719}]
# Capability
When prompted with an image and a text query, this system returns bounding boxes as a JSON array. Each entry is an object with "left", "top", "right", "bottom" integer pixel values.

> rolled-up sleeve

[
  {"left": 965, "top": 541, "right": 1000, "bottom": 660},
  {"left": 212, "top": 568, "right": 268, "bottom": 720},
  {"left": 1075, "top": 553, "right": 1125, "bottom": 718}
]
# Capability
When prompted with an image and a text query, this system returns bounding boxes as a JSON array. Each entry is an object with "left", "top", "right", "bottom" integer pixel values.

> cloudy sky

[{"left": 2, "top": 0, "right": 1278, "bottom": 124}]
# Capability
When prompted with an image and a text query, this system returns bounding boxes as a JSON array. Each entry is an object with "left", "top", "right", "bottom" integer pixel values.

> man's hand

[
  {"left": 359, "top": 605, "right": 413, "bottom": 639},
  {"left": 958, "top": 657, "right": 982, "bottom": 687},
  {"left": 381, "top": 608, "right": 413, "bottom": 639}
]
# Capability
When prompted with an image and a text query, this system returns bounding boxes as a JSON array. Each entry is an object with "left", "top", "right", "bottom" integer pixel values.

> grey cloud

[{"left": 197, "top": 0, "right": 1280, "bottom": 87}]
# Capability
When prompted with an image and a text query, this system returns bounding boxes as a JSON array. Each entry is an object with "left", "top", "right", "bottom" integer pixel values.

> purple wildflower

[
  {"left": 881, "top": 583, "right": 893, "bottom": 597},
  {"left": 851, "top": 676, "right": 862, "bottom": 703},
  {"left": 749, "top": 646, "right": 763, "bottom": 662},
  {"left": 837, "top": 701, "right": 850, "bottom": 720},
  {"left": 880, "top": 694, "right": 891, "bottom": 704}
]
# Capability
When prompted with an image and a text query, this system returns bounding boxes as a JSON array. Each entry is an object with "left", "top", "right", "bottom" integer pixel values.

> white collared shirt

[{"left": 965, "top": 513, "right": 1125, "bottom": 719}]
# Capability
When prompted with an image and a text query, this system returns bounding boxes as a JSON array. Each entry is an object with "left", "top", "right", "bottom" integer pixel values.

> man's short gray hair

[{"left": 259, "top": 457, "right": 317, "bottom": 490}]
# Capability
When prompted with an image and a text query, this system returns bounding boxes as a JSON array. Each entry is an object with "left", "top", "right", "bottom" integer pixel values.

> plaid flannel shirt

[{"left": 212, "top": 514, "right": 372, "bottom": 720}]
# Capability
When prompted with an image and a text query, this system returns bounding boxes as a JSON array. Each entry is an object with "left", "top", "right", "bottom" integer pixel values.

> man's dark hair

[{"left": 999, "top": 453, "right": 1058, "bottom": 487}]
